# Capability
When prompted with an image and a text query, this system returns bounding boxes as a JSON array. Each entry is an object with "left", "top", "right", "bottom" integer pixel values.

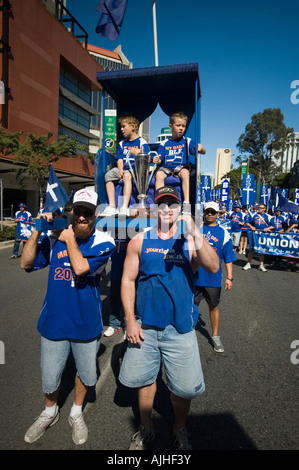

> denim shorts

[
  {"left": 41, "top": 336, "right": 101, "bottom": 394},
  {"left": 119, "top": 322, "right": 205, "bottom": 400}
]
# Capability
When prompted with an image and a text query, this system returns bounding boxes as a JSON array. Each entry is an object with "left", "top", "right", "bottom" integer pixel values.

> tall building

[
  {"left": 283, "top": 132, "right": 299, "bottom": 172},
  {"left": 0, "top": 0, "right": 132, "bottom": 216},
  {"left": 215, "top": 148, "right": 231, "bottom": 186}
]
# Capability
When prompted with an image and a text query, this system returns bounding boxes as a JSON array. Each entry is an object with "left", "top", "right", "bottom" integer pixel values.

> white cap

[
  {"left": 204, "top": 201, "right": 219, "bottom": 212},
  {"left": 73, "top": 188, "right": 98, "bottom": 211}
]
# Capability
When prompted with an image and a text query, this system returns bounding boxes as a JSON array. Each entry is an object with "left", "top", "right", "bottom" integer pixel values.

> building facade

[
  {"left": 215, "top": 148, "right": 232, "bottom": 187},
  {"left": 283, "top": 132, "right": 299, "bottom": 173},
  {"left": 0, "top": 0, "right": 134, "bottom": 217}
]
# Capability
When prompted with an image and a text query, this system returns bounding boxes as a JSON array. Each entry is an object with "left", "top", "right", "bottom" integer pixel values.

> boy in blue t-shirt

[
  {"left": 100, "top": 114, "right": 150, "bottom": 217},
  {"left": 155, "top": 112, "right": 206, "bottom": 213}
]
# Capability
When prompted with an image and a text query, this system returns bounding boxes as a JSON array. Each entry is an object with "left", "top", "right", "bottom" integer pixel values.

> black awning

[{"left": 96, "top": 63, "right": 201, "bottom": 126}]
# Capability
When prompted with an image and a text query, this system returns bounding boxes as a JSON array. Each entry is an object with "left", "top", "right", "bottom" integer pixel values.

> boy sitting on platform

[
  {"left": 100, "top": 114, "right": 150, "bottom": 217},
  {"left": 155, "top": 112, "right": 206, "bottom": 213}
]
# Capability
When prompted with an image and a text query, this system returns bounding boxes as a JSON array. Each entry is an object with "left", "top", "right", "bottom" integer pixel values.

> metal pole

[{"left": 152, "top": 0, "right": 159, "bottom": 66}]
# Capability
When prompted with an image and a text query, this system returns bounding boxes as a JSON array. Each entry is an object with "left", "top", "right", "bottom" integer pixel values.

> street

[{"left": 0, "top": 242, "right": 298, "bottom": 452}]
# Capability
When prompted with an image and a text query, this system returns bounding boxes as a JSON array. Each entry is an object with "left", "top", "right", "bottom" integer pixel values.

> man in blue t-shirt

[
  {"left": 195, "top": 201, "right": 236, "bottom": 353},
  {"left": 21, "top": 188, "right": 115, "bottom": 446},
  {"left": 10, "top": 203, "right": 34, "bottom": 259},
  {"left": 229, "top": 202, "right": 245, "bottom": 251},
  {"left": 243, "top": 203, "right": 272, "bottom": 272},
  {"left": 119, "top": 186, "right": 218, "bottom": 450}
]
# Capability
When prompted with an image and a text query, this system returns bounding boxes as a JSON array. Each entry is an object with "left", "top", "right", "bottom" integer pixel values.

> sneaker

[
  {"left": 173, "top": 426, "right": 193, "bottom": 450},
  {"left": 212, "top": 335, "right": 224, "bottom": 353},
  {"left": 242, "top": 262, "right": 251, "bottom": 270},
  {"left": 99, "top": 205, "right": 119, "bottom": 217},
  {"left": 129, "top": 425, "right": 155, "bottom": 450},
  {"left": 258, "top": 264, "right": 267, "bottom": 272},
  {"left": 9, "top": 255, "right": 17, "bottom": 259},
  {"left": 238, "top": 250, "right": 243, "bottom": 254},
  {"left": 24, "top": 408, "right": 60, "bottom": 443},
  {"left": 104, "top": 326, "right": 120, "bottom": 337},
  {"left": 119, "top": 206, "right": 130, "bottom": 216},
  {"left": 68, "top": 413, "right": 88, "bottom": 445}
]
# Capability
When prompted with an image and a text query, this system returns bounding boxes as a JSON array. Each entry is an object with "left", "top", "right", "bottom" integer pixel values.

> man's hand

[{"left": 126, "top": 318, "right": 144, "bottom": 346}]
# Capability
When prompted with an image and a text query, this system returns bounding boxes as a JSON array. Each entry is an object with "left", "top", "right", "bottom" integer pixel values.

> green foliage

[
  {"left": 237, "top": 108, "right": 293, "bottom": 183},
  {"left": 14, "top": 131, "right": 88, "bottom": 191},
  {"left": 272, "top": 172, "right": 290, "bottom": 189},
  {"left": 0, "top": 128, "right": 90, "bottom": 205},
  {"left": 0, "top": 225, "right": 15, "bottom": 241}
]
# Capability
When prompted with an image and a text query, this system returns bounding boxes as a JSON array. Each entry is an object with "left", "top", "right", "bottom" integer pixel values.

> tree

[
  {"left": 236, "top": 109, "right": 293, "bottom": 184},
  {"left": 0, "top": 128, "right": 89, "bottom": 207},
  {"left": 13, "top": 131, "right": 88, "bottom": 206}
]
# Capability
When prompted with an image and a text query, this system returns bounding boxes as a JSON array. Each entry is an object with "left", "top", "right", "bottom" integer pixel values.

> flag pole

[{"left": 152, "top": 0, "right": 159, "bottom": 66}]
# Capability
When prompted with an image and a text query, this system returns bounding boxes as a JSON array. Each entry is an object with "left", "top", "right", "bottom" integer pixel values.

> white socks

[
  {"left": 70, "top": 403, "right": 82, "bottom": 418},
  {"left": 45, "top": 402, "right": 82, "bottom": 417},
  {"left": 45, "top": 403, "right": 57, "bottom": 417}
]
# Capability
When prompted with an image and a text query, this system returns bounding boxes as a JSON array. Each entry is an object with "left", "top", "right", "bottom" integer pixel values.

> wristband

[{"left": 227, "top": 278, "right": 233, "bottom": 281}]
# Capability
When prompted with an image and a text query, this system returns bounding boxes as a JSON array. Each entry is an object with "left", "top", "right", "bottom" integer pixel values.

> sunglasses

[
  {"left": 205, "top": 209, "right": 217, "bottom": 215},
  {"left": 158, "top": 201, "right": 179, "bottom": 210},
  {"left": 73, "top": 208, "right": 94, "bottom": 218}
]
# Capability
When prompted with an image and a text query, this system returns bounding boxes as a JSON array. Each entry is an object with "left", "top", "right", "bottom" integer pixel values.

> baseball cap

[
  {"left": 204, "top": 201, "right": 219, "bottom": 212},
  {"left": 72, "top": 188, "right": 98, "bottom": 211},
  {"left": 154, "top": 186, "right": 180, "bottom": 203},
  {"left": 18, "top": 203, "right": 27, "bottom": 208},
  {"left": 233, "top": 202, "right": 242, "bottom": 208}
]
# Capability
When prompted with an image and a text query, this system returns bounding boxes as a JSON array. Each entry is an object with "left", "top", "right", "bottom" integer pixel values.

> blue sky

[{"left": 67, "top": 0, "right": 299, "bottom": 176}]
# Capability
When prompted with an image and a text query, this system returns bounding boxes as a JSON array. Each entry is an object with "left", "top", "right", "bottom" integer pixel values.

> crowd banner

[
  {"left": 260, "top": 184, "right": 269, "bottom": 206},
  {"left": 242, "top": 174, "right": 256, "bottom": 206},
  {"left": 220, "top": 178, "right": 230, "bottom": 207},
  {"left": 248, "top": 231, "right": 299, "bottom": 258},
  {"left": 200, "top": 175, "right": 211, "bottom": 202}
]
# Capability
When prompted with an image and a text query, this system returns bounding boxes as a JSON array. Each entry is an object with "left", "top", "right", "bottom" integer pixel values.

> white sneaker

[
  {"left": 119, "top": 206, "right": 130, "bottom": 216},
  {"left": 104, "top": 326, "right": 120, "bottom": 337},
  {"left": 258, "top": 264, "right": 267, "bottom": 272},
  {"left": 99, "top": 205, "right": 119, "bottom": 217},
  {"left": 68, "top": 413, "right": 88, "bottom": 445},
  {"left": 212, "top": 335, "right": 224, "bottom": 353},
  {"left": 24, "top": 408, "right": 60, "bottom": 443},
  {"left": 243, "top": 263, "right": 251, "bottom": 270}
]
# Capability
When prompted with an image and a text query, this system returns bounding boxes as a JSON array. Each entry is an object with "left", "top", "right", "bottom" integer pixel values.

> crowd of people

[
  {"left": 218, "top": 201, "right": 299, "bottom": 272},
  {"left": 10, "top": 110, "right": 298, "bottom": 451}
]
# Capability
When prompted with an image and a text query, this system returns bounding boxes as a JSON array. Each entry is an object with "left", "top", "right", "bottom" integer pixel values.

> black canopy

[{"left": 96, "top": 63, "right": 201, "bottom": 128}]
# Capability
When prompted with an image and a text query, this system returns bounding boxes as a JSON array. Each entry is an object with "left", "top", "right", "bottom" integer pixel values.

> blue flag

[
  {"left": 95, "top": 0, "right": 128, "bottom": 42},
  {"left": 260, "top": 184, "right": 269, "bottom": 206},
  {"left": 44, "top": 165, "right": 69, "bottom": 212},
  {"left": 242, "top": 174, "right": 256, "bottom": 206},
  {"left": 220, "top": 178, "right": 230, "bottom": 207}
]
